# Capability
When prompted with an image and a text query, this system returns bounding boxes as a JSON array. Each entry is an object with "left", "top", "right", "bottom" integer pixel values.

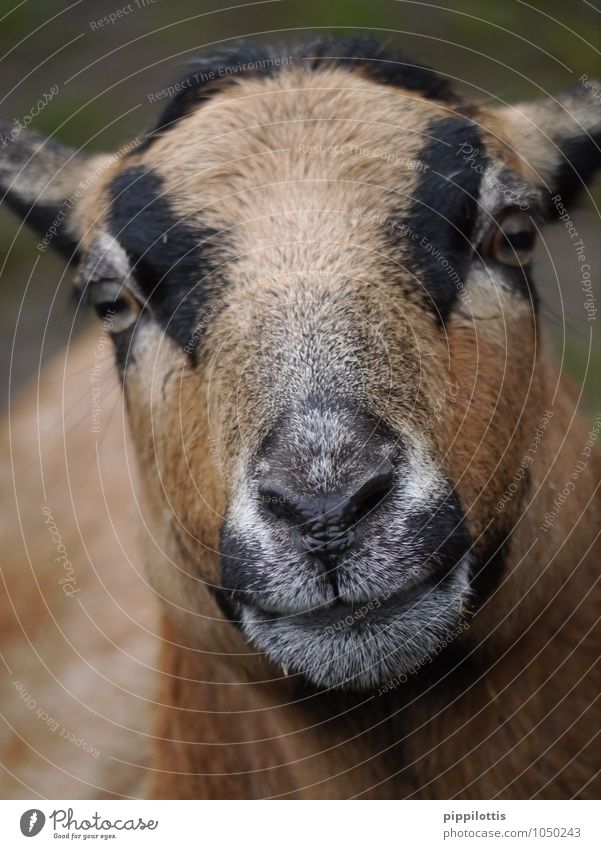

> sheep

[{"left": 1, "top": 37, "right": 599, "bottom": 799}]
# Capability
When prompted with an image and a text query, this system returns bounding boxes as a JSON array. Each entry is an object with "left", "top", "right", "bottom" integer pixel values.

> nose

[{"left": 259, "top": 461, "right": 395, "bottom": 573}]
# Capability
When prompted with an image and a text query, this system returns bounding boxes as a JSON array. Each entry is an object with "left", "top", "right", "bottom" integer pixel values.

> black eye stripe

[
  {"left": 391, "top": 116, "right": 485, "bottom": 323},
  {"left": 107, "top": 166, "right": 226, "bottom": 362}
]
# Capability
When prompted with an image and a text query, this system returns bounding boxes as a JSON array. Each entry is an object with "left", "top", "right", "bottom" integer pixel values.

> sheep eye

[
  {"left": 88, "top": 281, "right": 141, "bottom": 333},
  {"left": 482, "top": 210, "right": 536, "bottom": 267}
]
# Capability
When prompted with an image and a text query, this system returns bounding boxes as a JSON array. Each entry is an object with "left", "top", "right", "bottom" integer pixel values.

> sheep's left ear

[
  {"left": 0, "top": 119, "right": 99, "bottom": 260},
  {"left": 495, "top": 79, "right": 601, "bottom": 205}
]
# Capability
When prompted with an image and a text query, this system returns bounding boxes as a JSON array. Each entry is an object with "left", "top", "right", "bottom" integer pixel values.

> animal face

[{"left": 2, "top": 39, "right": 600, "bottom": 690}]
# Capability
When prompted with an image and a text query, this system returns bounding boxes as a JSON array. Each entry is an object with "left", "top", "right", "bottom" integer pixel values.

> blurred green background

[{"left": 0, "top": 0, "right": 599, "bottom": 411}]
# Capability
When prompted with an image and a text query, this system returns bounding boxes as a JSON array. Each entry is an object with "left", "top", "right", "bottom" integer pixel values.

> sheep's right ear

[
  {"left": 493, "top": 79, "right": 601, "bottom": 207},
  {"left": 0, "top": 119, "right": 99, "bottom": 260}
]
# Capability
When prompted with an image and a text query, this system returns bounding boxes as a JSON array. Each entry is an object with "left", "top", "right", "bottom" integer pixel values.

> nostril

[
  {"left": 346, "top": 462, "right": 395, "bottom": 521},
  {"left": 258, "top": 481, "right": 304, "bottom": 523},
  {"left": 259, "top": 463, "right": 394, "bottom": 534}
]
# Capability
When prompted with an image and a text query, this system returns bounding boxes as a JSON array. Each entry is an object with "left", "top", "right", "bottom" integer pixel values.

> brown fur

[{"left": 1, "top": 55, "right": 600, "bottom": 798}]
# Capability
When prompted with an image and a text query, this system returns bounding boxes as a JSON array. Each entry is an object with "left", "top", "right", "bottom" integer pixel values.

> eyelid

[
  {"left": 78, "top": 272, "right": 141, "bottom": 300},
  {"left": 89, "top": 279, "right": 129, "bottom": 302},
  {"left": 75, "top": 259, "right": 145, "bottom": 301},
  {"left": 480, "top": 207, "right": 532, "bottom": 241},
  {"left": 74, "top": 231, "right": 137, "bottom": 292}
]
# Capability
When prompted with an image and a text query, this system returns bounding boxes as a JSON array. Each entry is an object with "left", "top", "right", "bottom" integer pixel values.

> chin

[{"left": 238, "top": 554, "right": 472, "bottom": 691}]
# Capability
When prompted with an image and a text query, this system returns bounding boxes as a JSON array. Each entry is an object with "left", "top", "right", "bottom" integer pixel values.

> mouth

[
  {"left": 244, "top": 567, "right": 431, "bottom": 620},
  {"left": 236, "top": 555, "right": 472, "bottom": 691},
  {"left": 221, "top": 445, "right": 474, "bottom": 691}
]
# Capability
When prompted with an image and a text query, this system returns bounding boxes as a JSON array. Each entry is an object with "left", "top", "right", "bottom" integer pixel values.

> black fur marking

[
  {"left": 139, "top": 42, "right": 284, "bottom": 152},
  {"left": 392, "top": 116, "right": 485, "bottom": 321},
  {"left": 469, "top": 528, "right": 511, "bottom": 608},
  {"left": 505, "top": 261, "right": 538, "bottom": 312},
  {"left": 139, "top": 36, "right": 455, "bottom": 152},
  {"left": 298, "top": 35, "right": 454, "bottom": 100},
  {"left": 547, "top": 128, "right": 601, "bottom": 208},
  {"left": 407, "top": 492, "right": 472, "bottom": 580},
  {"left": 110, "top": 327, "right": 138, "bottom": 381},
  {"left": 219, "top": 524, "right": 266, "bottom": 611},
  {"left": 107, "top": 165, "right": 223, "bottom": 361},
  {"left": 209, "top": 585, "right": 242, "bottom": 628}
]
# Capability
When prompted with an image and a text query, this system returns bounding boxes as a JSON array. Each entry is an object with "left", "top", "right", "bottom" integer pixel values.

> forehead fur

[
  {"left": 141, "top": 66, "right": 449, "bottom": 258},
  {"left": 142, "top": 36, "right": 456, "bottom": 148},
  {"left": 79, "top": 37, "right": 543, "bottom": 361},
  {"left": 91, "top": 44, "right": 498, "bottom": 326},
  {"left": 140, "top": 66, "right": 456, "bottom": 190}
]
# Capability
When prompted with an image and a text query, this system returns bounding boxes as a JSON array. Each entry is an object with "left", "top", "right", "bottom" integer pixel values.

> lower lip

[{"left": 246, "top": 578, "right": 427, "bottom": 625}]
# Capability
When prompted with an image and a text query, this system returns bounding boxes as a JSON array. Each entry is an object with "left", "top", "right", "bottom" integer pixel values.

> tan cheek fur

[{"left": 443, "top": 270, "right": 538, "bottom": 536}]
